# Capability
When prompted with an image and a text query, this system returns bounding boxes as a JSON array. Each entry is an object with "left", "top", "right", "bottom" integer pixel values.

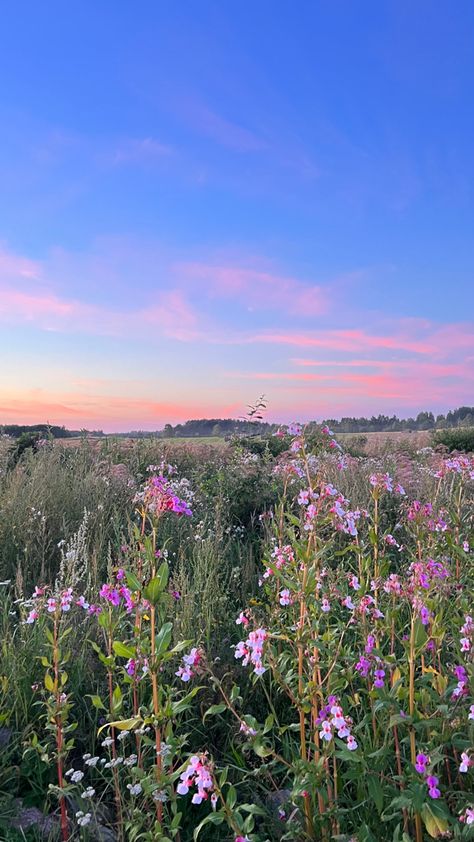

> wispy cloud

[
  {"left": 175, "top": 261, "right": 329, "bottom": 316},
  {"left": 111, "top": 137, "right": 173, "bottom": 165},
  {"left": 181, "top": 100, "right": 267, "bottom": 152}
]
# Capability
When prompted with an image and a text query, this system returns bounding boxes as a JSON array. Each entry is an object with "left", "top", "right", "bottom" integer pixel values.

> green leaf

[
  {"left": 87, "top": 694, "right": 106, "bottom": 711},
  {"left": 155, "top": 622, "right": 173, "bottom": 657},
  {"left": 125, "top": 570, "right": 142, "bottom": 592},
  {"left": 44, "top": 673, "right": 55, "bottom": 693},
  {"left": 367, "top": 774, "right": 384, "bottom": 815},
  {"left": 144, "top": 562, "right": 169, "bottom": 604},
  {"left": 113, "top": 641, "right": 136, "bottom": 659},
  {"left": 193, "top": 812, "right": 225, "bottom": 839},
  {"left": 97, "top": 716, "right": 142, "bottom": 735},
  {"left": 203, "top": 703, "right": 226, "bottom": 721}
]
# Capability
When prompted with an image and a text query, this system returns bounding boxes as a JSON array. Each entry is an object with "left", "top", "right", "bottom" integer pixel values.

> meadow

[{"left": 0, "top": 427, "right": 473, "bottom": 841}]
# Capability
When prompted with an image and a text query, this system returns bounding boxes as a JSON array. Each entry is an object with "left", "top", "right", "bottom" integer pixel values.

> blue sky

[{"left": 0, "top": 2, "right": 473, "bottom": 430}]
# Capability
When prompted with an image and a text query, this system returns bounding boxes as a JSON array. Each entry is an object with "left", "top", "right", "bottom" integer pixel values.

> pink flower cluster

[
  {"left": 175, "top": 648, "right": 202, "bottom": 682},
  {"left": 136, "top": 474, "right": 192, "bottom": 517},
  {"left": 369, "top": 473, "right": 405, "bottom": 495},
  {"left": 317, "top": 696, "right": 357, "bottom": 750},
  {"left": 263, "top": 544, "right": 295, "bottom": 579},
  {"left": 460, "top": 614, "right": 473, "bottom": 654},
  {"left": 177, "top": 754, "right": 214, "bottom": 804},
  {"left": 25, "top": 587, "right": 90, "bottom": 624},
  {"left": 99, "top": 583, "right": 135, "bottom": 613},
  {"left": 235, "top": 627, "right": 267, "bottom": 676}
]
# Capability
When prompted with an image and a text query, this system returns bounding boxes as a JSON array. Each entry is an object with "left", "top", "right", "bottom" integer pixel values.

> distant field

[{"left": 58, "top": 430, "right": 435, "bottom": 456}]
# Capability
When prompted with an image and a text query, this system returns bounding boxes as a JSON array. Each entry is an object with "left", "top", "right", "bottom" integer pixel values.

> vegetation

[{"left": 0, "top": 426, "right": 473, "bottom": 841}]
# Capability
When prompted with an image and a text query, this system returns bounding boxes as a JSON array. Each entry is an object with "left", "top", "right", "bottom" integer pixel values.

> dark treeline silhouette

[
  {"left": 1, "top": 406, "right": 473, "bottom": 439},
  {"left": 0, "top": 424, "right": 105, "bottom": 439}
]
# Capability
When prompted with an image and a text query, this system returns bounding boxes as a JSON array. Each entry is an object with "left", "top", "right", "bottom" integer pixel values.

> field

[{"left": 0, "top": 428, "right": 473, "bottom": 841}]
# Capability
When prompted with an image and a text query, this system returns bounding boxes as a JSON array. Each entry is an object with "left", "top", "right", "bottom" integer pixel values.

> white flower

[
  {"left": 71, "top": 770, "right": 84, "bottom": 783},
  {"left": 124, "top": 754, "right": 138, "bottom": 767},
  {"left": 101, "top": 737, "right": 114, "bottom": 747},
  {"left": 76, "top": 811, "right": 92, "bottom": 827},
  {"left": 82, "top": 787, "right": 96, "bottom": 798},
  {"left": 85, "top": 756, "right": 99, "bottom": 767},
  {"left": 127, "top": 783, "right": 143, "bottom": 796},
  {"left": 117, "top": 730, "right": 130, "bottom": 741}
]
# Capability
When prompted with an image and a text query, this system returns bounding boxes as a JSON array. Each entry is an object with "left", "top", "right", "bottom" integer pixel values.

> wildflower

[
  {"left": 420, "top": 606, "right": 430, "bottom": 626},
  {"left": 177, "top": 754, "right": 214, "bottom": 804},
  {"left": 426, "top": 775, "right": 440, "bottom": 799},
  {"left": 349, "top": 575, "right": 360, "bottom": 590},
  {"left": 85, "top": 756, "right": 99, "bottom": 766},
  {"left": 76, "top": 811, "right": 92, "bottom": 827},
  {"left": 319, "top": 720, "right": 332, "bottom": 742},
  {"left": 460, "top": 807, "right": 474, "bottom": 824},
  {"left": 236, "top": 611, "right": 249, "bottom": 626},
  {"left": 342, "top": 596, "right": 355, "bottom": 610},
  {"left": 279, "top": 589, "right": 291, "bottom": 606},
  {"left": 127, "top": 783, "right": 143, "bottom": 796},
  {"left": 81, "top": 787, "right": 96, "bottom": 798},
  {"left": 25, "top": 609, "right": 39, "bottom": 624},
  {"left": 365, "top": 635, "right": 375, "bottom": 654},
  {"left": 469, "top": 705, "right": 474, "bottom": 721},
  {"left": 346, "top": 735, "right": 358, "bottom": 750},
  {"left": 415, "top": 753, "right": 429, "bottom": 774},
  {"left": 101, "top": 737, "right": 114, "bottom": 747},
  {"left": 235, "top": 628, "right": 267, "bottom": 676},
  {"left": 176, "top": 647, "right": 202, "bottom": 682},
  {"left": 68, "top": 770, "right": 84, "bottom": 783},
  {"left": 321, "top": 598, "right": 330, "bottom": 612},
  {"left": 240, "top": 721, "right": 257, "bottom": 737},
  {"left": 460, "top": 752, "right": 471, "bottom": 773},
  {"left": 124, "top": 754, "right": 138, "bottom": 766},
  {"left": 355, "top": 656, "right": 371, "bottom": 677},
  {"left": 373, "top": 668, "right": 385, "bottom": 689},
  {"left": 46, "top": 598, "right": 57, "bottom": 613}
]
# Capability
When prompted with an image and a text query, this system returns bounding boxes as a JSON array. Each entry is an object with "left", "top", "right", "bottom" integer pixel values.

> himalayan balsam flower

[
  {"left": 426, "top": 775, "right": 441, "bottom": 799},
  {"left": 415, "top": 753, "right": 429, "bottom": 774},
  {"left": 177, "top": 754, "right": 214, "bottom": 804},
  {"left": 279, "top": 589, "right": 291, "bottom": 606},
  {"left": 459, "top": 752, "right": 471, "bottom": 773},
  {"left": 176, "top": 648, "right": 202, "bottom": 682},
  {"left": 235, "top": 628, "right": 267, "bottom": 676}
]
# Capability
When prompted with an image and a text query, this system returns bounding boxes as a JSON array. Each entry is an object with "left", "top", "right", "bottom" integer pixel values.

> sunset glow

[{"left": 1, "top": 4, "right": 473, "bottom": 430}]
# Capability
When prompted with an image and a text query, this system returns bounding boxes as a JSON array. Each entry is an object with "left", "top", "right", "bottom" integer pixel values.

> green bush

[{"left": 433, "top": 426, "right": 474, "bottom": 452}]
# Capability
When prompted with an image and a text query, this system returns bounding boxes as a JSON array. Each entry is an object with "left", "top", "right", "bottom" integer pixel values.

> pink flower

[
  {"left": 346, "top": 735, "right": 358, "bottom": 750},
  {"left": 321, "top": 598, "right": 330, "bottom": 613},
  {"left": 319, "top": 720, "right": 332, "bottom": 742},
  {"left": 236, "top": 611, "right": 249, "bottom": 627},
  {"left": 460, "top": 752, "right": 471, "bottom": 773},
  {"left": 25, "top": 609, "right": 39, "bottom": 624},
  {"left": 426, "top": 775, "right": 440, "bottom": 799},
  {"left": 342, "top": 596, "right": 355, "bottom": 610},
  {"left": 415, "top": 753, "right": 429, "bottom": 774},
  {"left": 279, "top": 589, "right": 291, "bottom": 606}
]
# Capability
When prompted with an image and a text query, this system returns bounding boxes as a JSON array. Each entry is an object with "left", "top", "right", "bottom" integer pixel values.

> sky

[{"left": 0, "top": 1, "right": 473, "bottom": 431}]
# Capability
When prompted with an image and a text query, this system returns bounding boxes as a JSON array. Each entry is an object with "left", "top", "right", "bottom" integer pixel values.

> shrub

[{"left": 433, "top": 427, "right": 474, "bottom": 453}]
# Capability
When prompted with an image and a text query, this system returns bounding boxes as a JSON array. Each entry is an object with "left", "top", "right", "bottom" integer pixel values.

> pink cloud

[
  {"left": 0, "top": 244, "right": 41, "bottom": 280},
  {"left": 249, "top": 329, "right": 436, "bottom": 355},
  {"left": 176, "top": 261, "right": 328, "bottom": 316}
]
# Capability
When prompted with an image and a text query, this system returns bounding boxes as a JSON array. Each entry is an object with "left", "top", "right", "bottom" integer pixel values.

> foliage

[
  {"left": 434, "top": 428, "right": 474, "bottom": 453},
  {"left": 0, "top": 426, "right": 473, "bottom": 840}
]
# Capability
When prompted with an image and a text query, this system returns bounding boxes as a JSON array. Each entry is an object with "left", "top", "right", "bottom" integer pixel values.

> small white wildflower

[
  {"left": 85, "top": 756, "right": 99, "bottom": 767},
  {"left": 127, "top": 783, "right": 143, "bottom": 796},
  {"left": 117, "top": 730, "right": 130, "bottom": 741},
  {"left": 101, "top": 737, "right": 114, "bottom": 747},
  {"left": 65, "top": 768, "right": 75, "bottom": 778},
  {"left": 76, "top": 811, "right": 92, "bottom": 827},
  {"left": 153, "top": 789, "right": 169, "bottom": 802},
  {"left": 82, "top": 753, "right": 91, "bottom": 761},
  {"left": 81, "top": 787, "right": 96, "bottom": 799},
  {"left": 71, "top": 770, "right": 84, "bottom": 783},
  {"left": 124, "top": 754, "right": 138, "bottom": 767}
]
